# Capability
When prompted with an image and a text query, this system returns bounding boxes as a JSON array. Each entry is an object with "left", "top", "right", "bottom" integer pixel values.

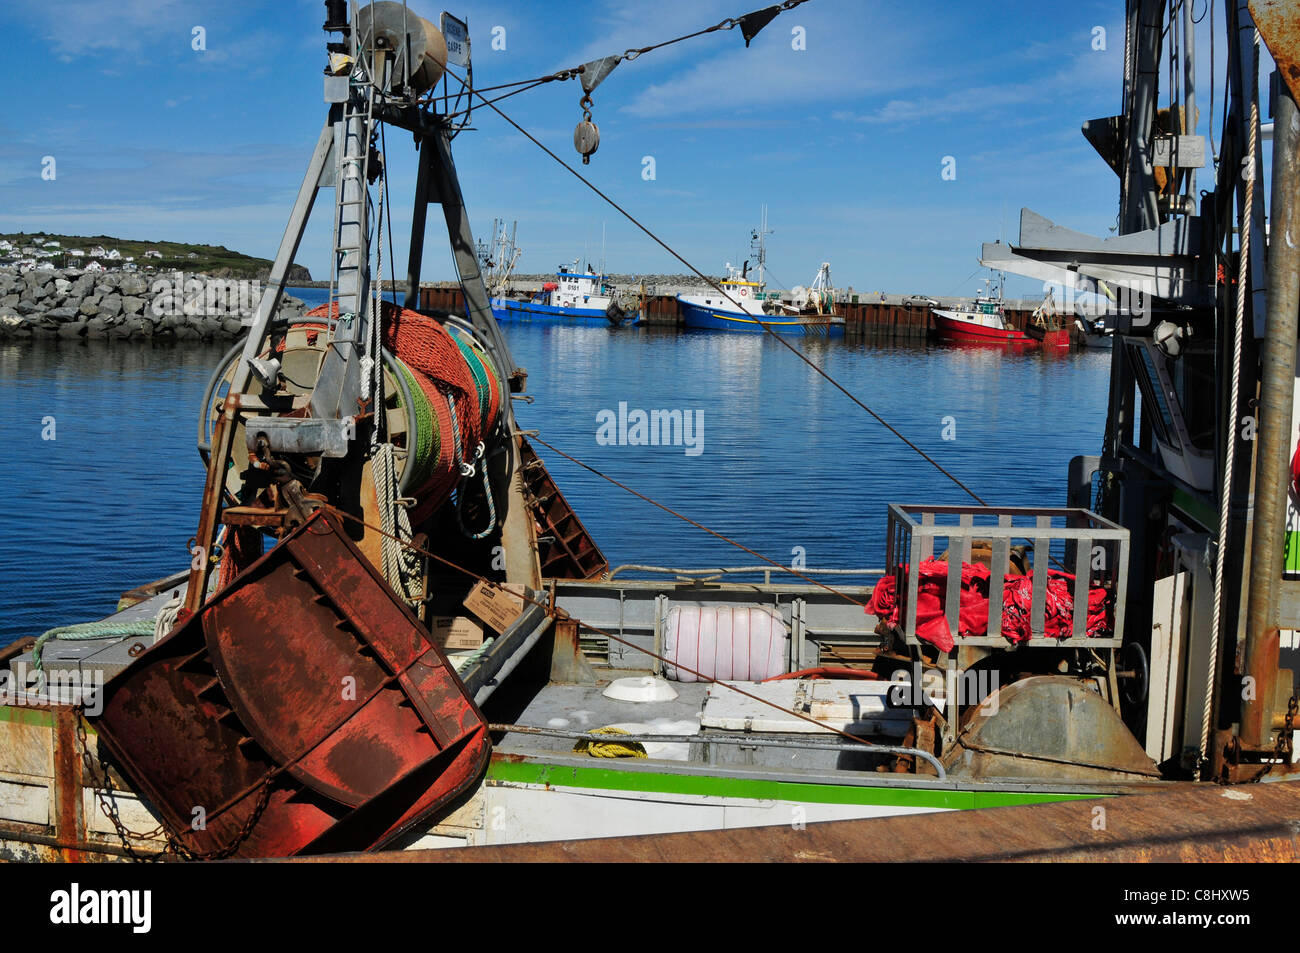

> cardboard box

[
  {"left": 462, "top": 581, "right": 526, "bottom": 635},
  {"left": 431, "top": 615, "right": 485, "bottom": 651}
]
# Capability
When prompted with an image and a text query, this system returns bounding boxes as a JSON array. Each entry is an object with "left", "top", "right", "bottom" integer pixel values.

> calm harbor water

[{"left": 0, "top": 288, "right": 1111, "bottom": 646}]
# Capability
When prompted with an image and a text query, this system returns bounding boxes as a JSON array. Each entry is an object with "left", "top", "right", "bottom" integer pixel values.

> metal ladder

[
  {"left": 311, "top": 42, "right": 379, "bottom": 422},
  {"left": 329, "top": 67, "right": 376, "bottom": 320}
]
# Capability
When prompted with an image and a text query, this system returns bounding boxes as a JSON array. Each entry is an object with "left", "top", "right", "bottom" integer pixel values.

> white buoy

[{"left": 603, "top": 676, "right": 678, "bottom": 703}]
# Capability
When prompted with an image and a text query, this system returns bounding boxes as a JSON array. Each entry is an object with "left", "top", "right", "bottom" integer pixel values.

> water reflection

[{"left": 0, "top": 329, "right": 1111, "bottom": 645}]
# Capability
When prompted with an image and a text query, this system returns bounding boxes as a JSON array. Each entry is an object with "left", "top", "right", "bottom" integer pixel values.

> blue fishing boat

[
  {"left": 491, "top": 264, "right": 627, "bottom": 324},
  {"left": 677, "top": 209, "right": 844, "bottom": 337}
]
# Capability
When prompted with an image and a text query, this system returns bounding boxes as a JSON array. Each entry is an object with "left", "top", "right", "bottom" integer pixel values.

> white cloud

[{"left": 11, "top": 0, "right": 194, "bottom": 57}]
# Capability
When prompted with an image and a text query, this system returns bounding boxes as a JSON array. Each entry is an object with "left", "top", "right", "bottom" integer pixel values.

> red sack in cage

[{"left": 867, "top": 560, "right": 991, "bottom": 653}]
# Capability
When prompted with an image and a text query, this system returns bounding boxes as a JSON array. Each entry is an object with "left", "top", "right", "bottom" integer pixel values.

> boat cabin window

[
  {"left": 1127, "top": 341, "right": 1180, "bottom": 451},
  {"left": 1172, "top": 346, "right": 1216, "bottom": 452}
]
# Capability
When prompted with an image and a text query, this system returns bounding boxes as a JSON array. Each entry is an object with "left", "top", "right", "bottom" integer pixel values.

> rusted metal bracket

[
  {"left": 549, "top": 616, "right": 598, "bottom": 685},
  {"left": 185, "top": 395, "right": 241, "bottom": 612}
]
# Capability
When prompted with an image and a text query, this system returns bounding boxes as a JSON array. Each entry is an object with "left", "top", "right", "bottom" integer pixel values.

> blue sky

[{"left": 0, "top": 0, "right": 1236, "bottom": 297}]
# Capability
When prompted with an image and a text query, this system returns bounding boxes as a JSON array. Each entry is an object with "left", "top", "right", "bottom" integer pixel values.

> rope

[
  {"left": 35, "top": 581, "right": 194, "bottom": 673},
  {"left": 33, "top": 621, "right": 155, "bottom": 672},
  {"left": 444, "top": 383, "right": 466, "bottom": 479},
  {"left": 1204, "top": 33, "right": 1259, "bottom": 768},
  {"left": 573, "top": 726, "right": 647, "bottom": 759},
  {"left": 456, "top": 440, "right": 497, "bottom": 540},
  {"left": 153, "top": 591, "right": 183, "bottom": 642},
  {"left": 374, "top": 442, "right": 423, "bottom": 608},
  {"left": 449, "top": 636, "right": 495, "bottom": 674}
]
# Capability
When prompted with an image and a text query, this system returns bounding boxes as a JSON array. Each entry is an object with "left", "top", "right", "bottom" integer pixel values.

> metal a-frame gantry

[{"left": 185, "top": 7, "right": 537, "bottom": 613}]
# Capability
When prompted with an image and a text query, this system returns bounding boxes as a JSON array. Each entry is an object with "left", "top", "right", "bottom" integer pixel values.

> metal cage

[{"left": 884, "top": 504, "right": 1130, "bottom": 650}]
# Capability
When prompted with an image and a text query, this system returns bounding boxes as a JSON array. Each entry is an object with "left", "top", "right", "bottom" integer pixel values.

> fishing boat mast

[
  {"left": 751, "top": 204, "right": 772, "bottom": 289},
  {"left": 981, "top": 0, "right": 1300, "bottom": 780}
]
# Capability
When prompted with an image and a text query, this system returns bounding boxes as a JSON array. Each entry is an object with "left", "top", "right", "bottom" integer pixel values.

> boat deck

[{"left": 494, "top": 675, "right": 904, "bottom": 775}]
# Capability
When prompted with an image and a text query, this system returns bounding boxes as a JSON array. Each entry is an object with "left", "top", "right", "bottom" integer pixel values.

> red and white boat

[{"left": 932, "top": 277, "right": 1069, "bottom": 347}]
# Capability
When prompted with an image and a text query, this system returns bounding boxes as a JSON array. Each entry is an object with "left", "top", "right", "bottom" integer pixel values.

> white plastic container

[{"left": 662, "top": 605, "right": 788, "bottom": 682}]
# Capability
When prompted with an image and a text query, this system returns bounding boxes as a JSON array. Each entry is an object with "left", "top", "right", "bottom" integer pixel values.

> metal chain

[
  {"left": 75, "top": 707, "right": 166, "bottom": 862},
  {"left": 1248, "top": 695, "right": 1296, "bottom": 783},
  {"left": 75, "top": 705, "right": 274, "bottom": 861}
]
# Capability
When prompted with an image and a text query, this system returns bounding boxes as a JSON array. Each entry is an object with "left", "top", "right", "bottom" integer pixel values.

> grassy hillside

[{"left": 2, "top": 232, "right": 311, "bottom": 281}]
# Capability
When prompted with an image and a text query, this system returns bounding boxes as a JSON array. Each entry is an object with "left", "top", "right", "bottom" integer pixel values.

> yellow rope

[{"left": 573, "top": 726, "right": 647, "bottom": 759}]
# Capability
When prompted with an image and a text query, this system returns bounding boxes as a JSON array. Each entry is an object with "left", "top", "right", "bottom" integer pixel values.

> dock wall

[{"left": 418, "top": 283, "right": 1050, "bottom": 340}]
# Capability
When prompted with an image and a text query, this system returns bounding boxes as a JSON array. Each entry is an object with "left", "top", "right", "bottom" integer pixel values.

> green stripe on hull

[
  {"left": 487, "top": 760, "right": 1101, "bottom": 809},
  {"left": 0, "top": 705, "right": 55, "bottom": 728},
  {"left": 1286, "top": 531, "right": 1300, "bottom": 574}
]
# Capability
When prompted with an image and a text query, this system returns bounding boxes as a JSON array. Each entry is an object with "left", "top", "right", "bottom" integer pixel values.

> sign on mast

[{"left": 441, "top": 13, "right": 470, "bottom": 69}]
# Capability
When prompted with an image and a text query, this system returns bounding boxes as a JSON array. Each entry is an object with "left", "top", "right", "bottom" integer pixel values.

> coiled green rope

[
  {"left": 454, "top": 337, "right": 491, "bottom": 430},
  {"left": 33, "top": 621, "right": 156, "bottom": 672},
  {"left": 394, "top": 359, "right": 441, "bottom": 493}
]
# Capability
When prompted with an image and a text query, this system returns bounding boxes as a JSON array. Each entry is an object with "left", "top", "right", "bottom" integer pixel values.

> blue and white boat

[
  {"left": 491, "top": 264, "right": 629, "bottom": 325},
  {"left": 677, "top": 209, "right": 844, "bottom": 337}
]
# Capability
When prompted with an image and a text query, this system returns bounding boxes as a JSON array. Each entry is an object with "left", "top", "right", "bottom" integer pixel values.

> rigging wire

[
  {"left": 316, "top": 502, "right": 884, "bottom": 751},
  {"left": 443, "top": 62, "right": 991, "bottom": 508},
  {"left": 1204, "top": 28, "right": 1259, "bottom": 774},
  {"left": 442, "top": 78, "right": 551, "bottom": 121},
  {"left": 424, "top": 68, "right": 582, "bottom": 114},
  {"left": 942, "top": 266, "right": 983, "bottom": 299},
  {"left": 529, "top": 436, "right": 868, "bottom": 608},
  {"left": 431, "top": 0, "right": 814, "bottom": 119}
]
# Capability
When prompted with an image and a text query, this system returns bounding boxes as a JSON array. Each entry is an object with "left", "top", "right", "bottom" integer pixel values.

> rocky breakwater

[{"left": 0, "top": 267, "right": 308, "bottom": 341}]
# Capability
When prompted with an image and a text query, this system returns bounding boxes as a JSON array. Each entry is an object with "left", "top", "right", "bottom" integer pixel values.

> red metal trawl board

[{"left": 90, "top": 510, "right": 490, "bottom": 858}]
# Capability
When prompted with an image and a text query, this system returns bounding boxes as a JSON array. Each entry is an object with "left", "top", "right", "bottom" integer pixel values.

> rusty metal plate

[
  {"left": 91, "top": 510, "right": 490, "bottom": 858},
  {"left": 1252, "top": 0, "right": 1300, "bottom": 101}
]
